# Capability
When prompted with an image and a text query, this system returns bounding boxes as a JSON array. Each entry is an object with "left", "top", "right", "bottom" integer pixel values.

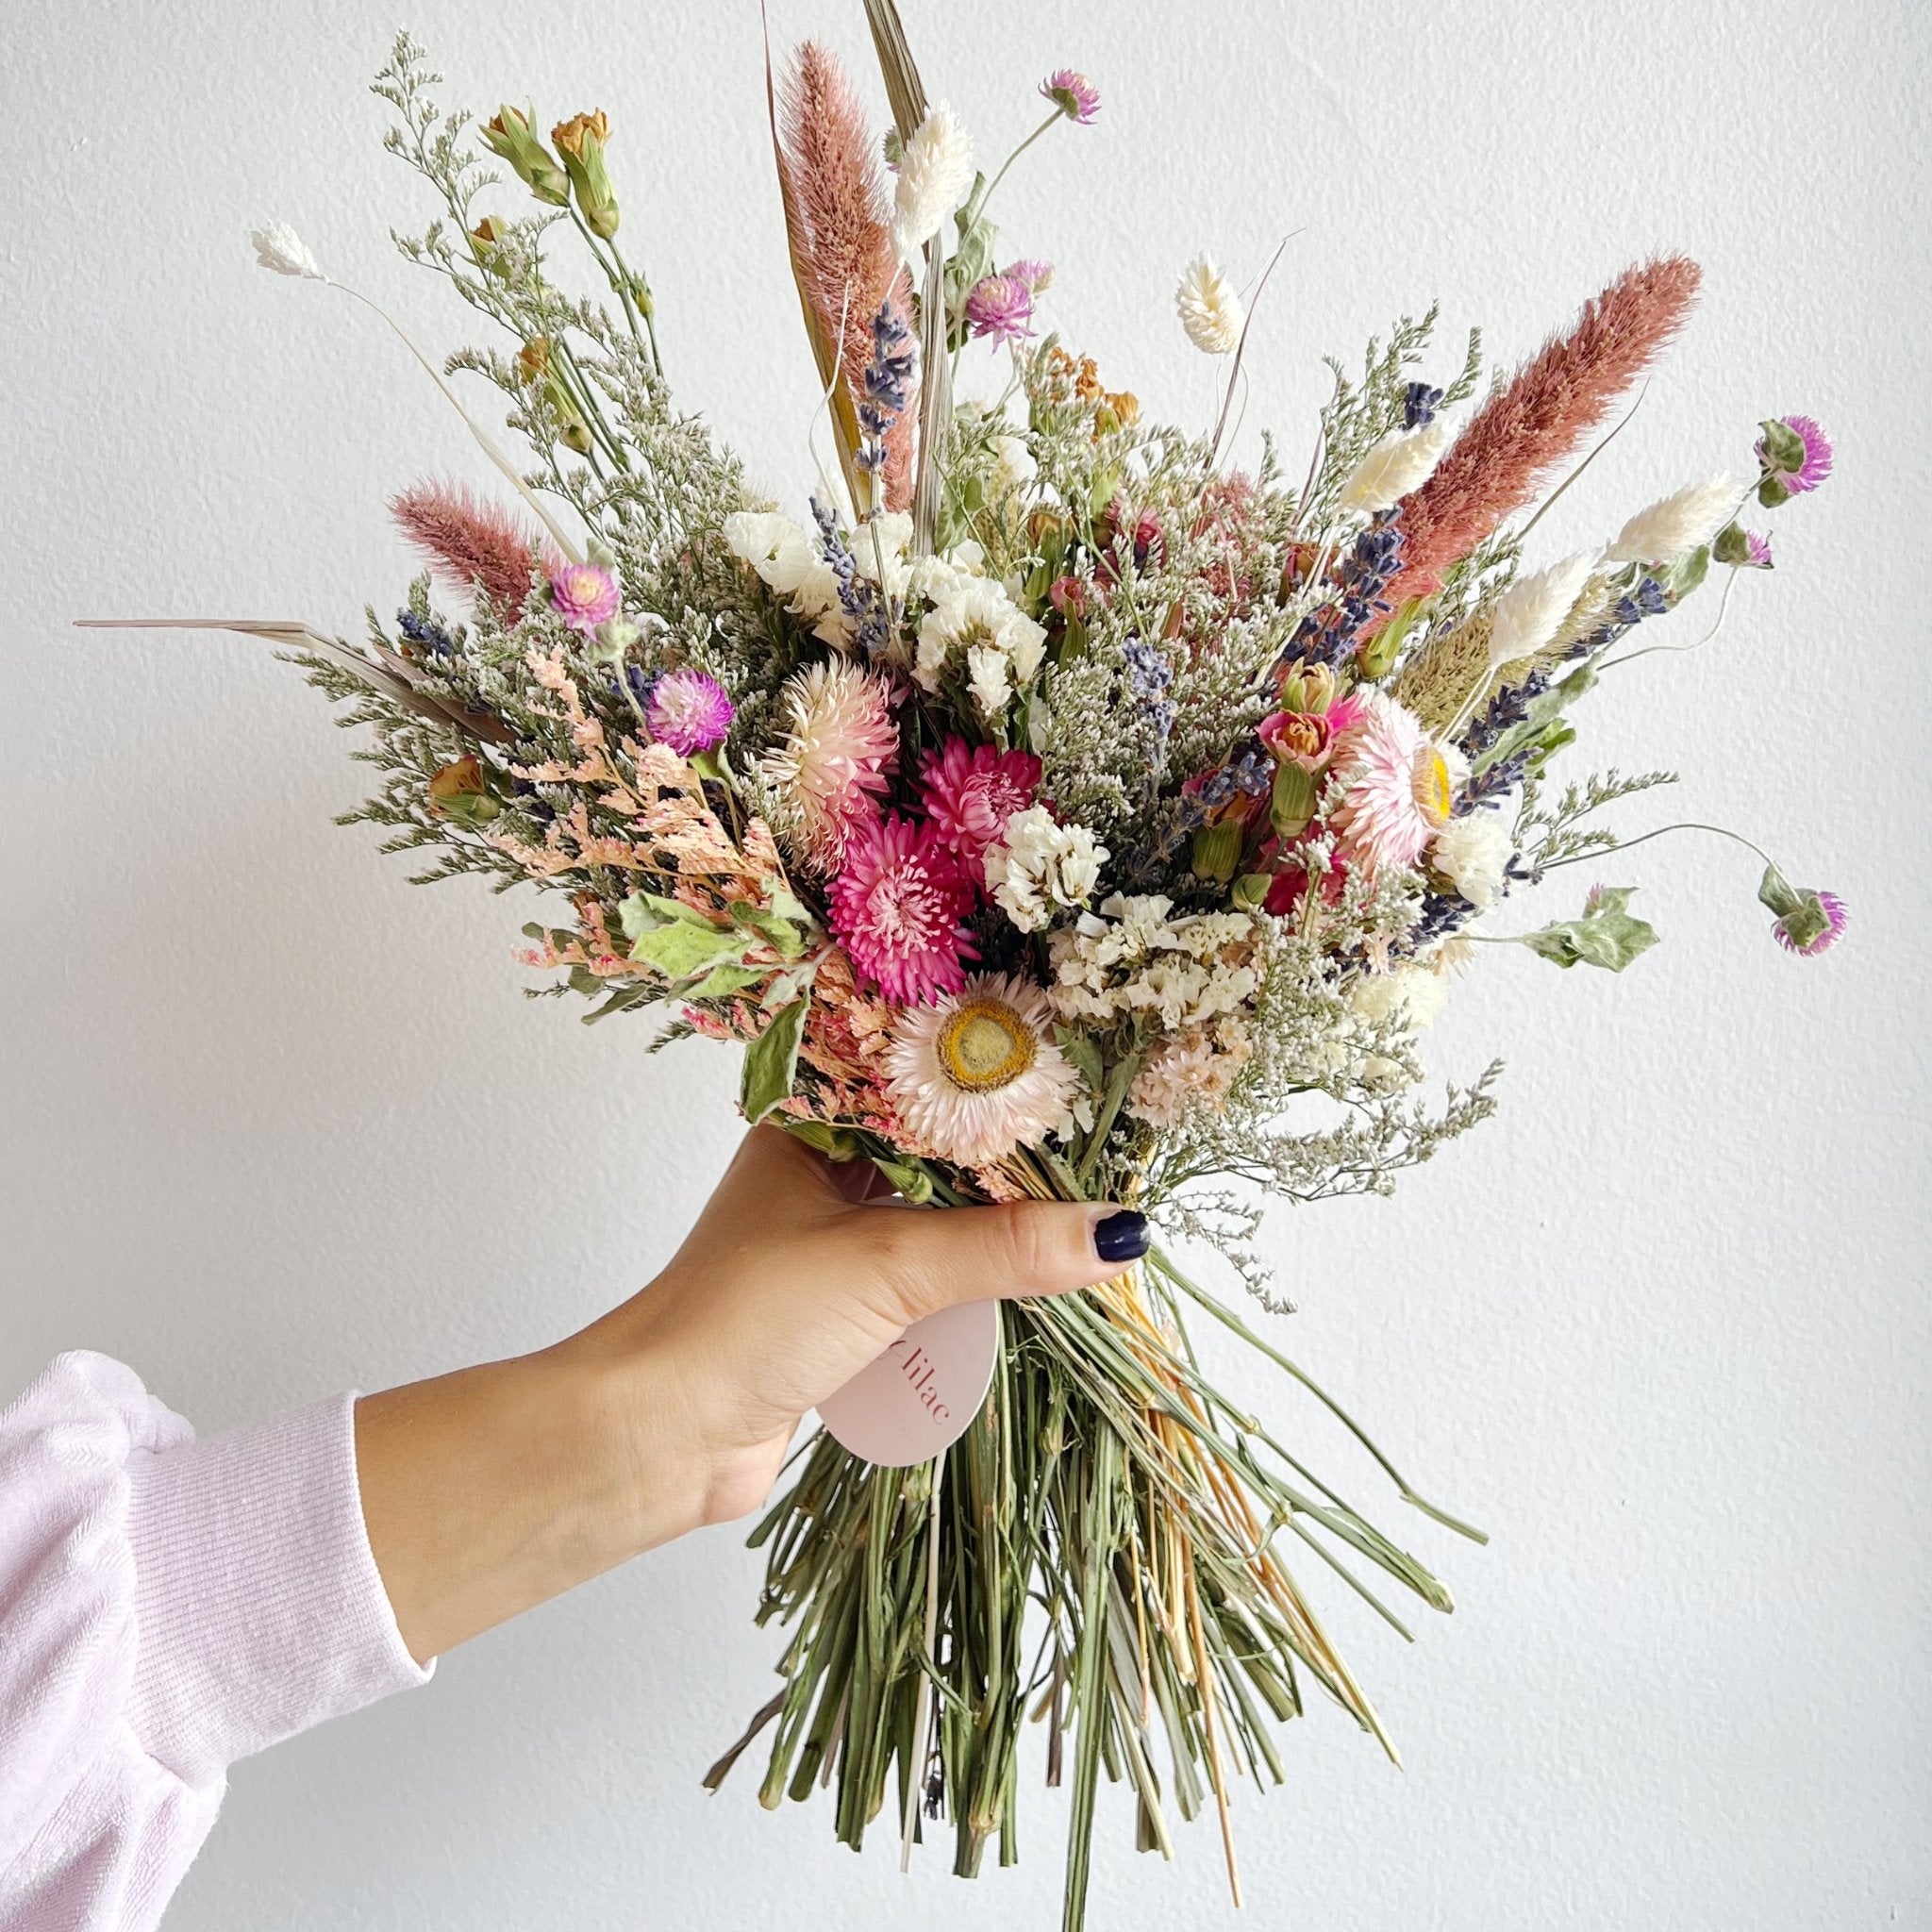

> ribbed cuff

[{"left": 125, "top": 1391, "right": 432, "bottom": 1786}]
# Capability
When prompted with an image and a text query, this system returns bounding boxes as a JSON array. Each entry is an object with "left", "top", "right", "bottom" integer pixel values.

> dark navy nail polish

[{"left": 1093, "top": 1210, "right": 1149, "bottom": 1264}]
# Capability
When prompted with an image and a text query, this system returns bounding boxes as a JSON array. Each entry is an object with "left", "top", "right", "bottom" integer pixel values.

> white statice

[
  {"left": 1337, "top": 419, "right": 1454, "bottom": 515},
  {"left": 723, "top": 509, "right": 850, "bottom": 644},
  {"left": 991, "top": 433, "right": 1037, "bottom": 494},
  {"left": 1485, "top": 549, "right": 1601, "bottom": 667},
  {"left": 891, "top": 106, "right": 974, "bottom": 262},
  {"left": 1049, "top": 894, "right": 1259, "bottom": 1031},
  {"left": 1605, "top": 476, "right": 1740, "bottom": 563},
  {"left": 1174, "top": 257, "right": 1243, "bottom": 355},
  {"left": 916, "top": 574, "right": 1047, "bottom": 721},
  {"left": 249, "top": 222, "right": 325, "bottom": 280},
  {"left": 983, "top": 807, "right": 1108, "bottom": 933},
  {"left": 1430, "top": 810, "right": 1513, "bottom": 909},
  {"left": 1126, "top": 1018, "right": 1253, "bottom": 1128}
]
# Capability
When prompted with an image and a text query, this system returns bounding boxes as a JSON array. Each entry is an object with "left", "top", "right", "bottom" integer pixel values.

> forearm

[{"left": 353, "top": 1338, "right": 700, "bottom": 1663}]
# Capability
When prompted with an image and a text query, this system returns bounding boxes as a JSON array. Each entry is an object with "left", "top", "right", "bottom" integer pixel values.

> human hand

[{"left": 356, "top": 1125, "right": 1145, "bottom": 1661}]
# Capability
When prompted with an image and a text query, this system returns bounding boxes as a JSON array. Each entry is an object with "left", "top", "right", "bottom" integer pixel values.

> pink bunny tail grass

[
  {"left": 779, "top": 42, "right": 916, "bottom": 510},
  {"left": 390, "top": 480, "right": 544, "bottom": 618},
  {"left": 1381, "top": 255, "right": 1704, "bottom": 615}
]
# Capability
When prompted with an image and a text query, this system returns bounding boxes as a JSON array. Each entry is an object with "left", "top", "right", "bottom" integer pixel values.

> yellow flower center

[
  {"left": 1412, "top": 745, "right": 1454, "bottom": 826},
  {"left": 937, "top": 999, "right": 1037, "bottom": 1093}
]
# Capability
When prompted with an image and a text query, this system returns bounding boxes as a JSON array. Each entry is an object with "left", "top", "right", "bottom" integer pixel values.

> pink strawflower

[
  {"left": 758, "top": 659, "right": 899, "bottom": 870},
  {"left": 827, "top": 813, "right": 978, "bottom": 1005},
  {"left": 1005, "top": 258, "right": 1055, "bottom": 293},
  {"left": 549, "top": 563, "right": 621, "bottom": 633},
  {"left": 1041, "top": 69, "right": 1100, "bottom": 124},
  {"left": 1743, "top": 530, "right": 1774, "bottom": 569},
  {"left": 1328, "top": 691, "right": 1457, "bottom": 875},
  {"left": 1774, "top": 888, "right": 1848, "bottom": 957},
  {"left": 964, "top": 274, "right": 1037, "bottom": 345},
  {"left": 918, "top": 738, "right": 1042, "bottom": 880},
  {"left": 1758, "top": 413, "right": 1833, "bottom": 492},
  {"left": 645, "top": 669, "right": 734, "bottom": 757}
]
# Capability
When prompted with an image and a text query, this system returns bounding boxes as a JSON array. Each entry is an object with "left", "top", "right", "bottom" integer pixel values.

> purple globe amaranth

[
  {"left": 1758, "top": 862, "right": 1847, "bottom": 958},
  {"left": 645, "top": 668, "right": 735, "bottom": 757},
  {"left": 1040, "top": 69, "right": 1100, "bottom": 125},
  {"left": 1756, "top": 414, "right": 1832, "bottom": 507}
]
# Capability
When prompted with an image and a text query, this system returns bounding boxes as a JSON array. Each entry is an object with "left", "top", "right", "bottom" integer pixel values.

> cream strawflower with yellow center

[{"left": 883, "top": 973, "right": 1082, "bottom": 1169}]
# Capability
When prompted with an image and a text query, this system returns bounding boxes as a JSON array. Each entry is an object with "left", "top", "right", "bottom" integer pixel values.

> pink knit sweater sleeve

[{"left": 0, "top": 1353, "right": 431, "bottom": 1931}]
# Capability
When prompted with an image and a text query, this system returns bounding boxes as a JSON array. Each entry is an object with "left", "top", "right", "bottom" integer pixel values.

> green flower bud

[
  {"left": 552, "top": 111, "right": 620, "bottom": 241},
  {"left": 1757, "top": 417, "right": 1807, "bottom": 475},
  {"left": 426, "top": 755, "right": 501, "bottom": 826},
  {"left": 1711, "top": 522, "right": 1753, "bottom": 566},
  {"left": 1231, "top": 873, "right": 1273, "bottom": 913},
  {"left": 1191, "top": 821, "right": 1241, "bottom": 883},
  {"left": 1269, "top": 760, "right": 1318, "bottom": 841},
  {"left": 481, "top": 106, "right": 571, "bottom": 207}
]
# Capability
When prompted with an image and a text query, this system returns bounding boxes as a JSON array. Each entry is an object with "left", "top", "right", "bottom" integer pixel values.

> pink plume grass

[
  {"left": 391, "top": 480, "right": 545, "bottom": 618},
  {"left": 779, "top": 42, "right": 916, "bottom": 509},
  {"left": 1380, "top": 255, "right": 1704, "bottom": 613}
]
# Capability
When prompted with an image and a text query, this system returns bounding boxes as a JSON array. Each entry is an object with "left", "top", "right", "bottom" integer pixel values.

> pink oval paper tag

[{"left": 817, "top": 1298, "right": 1001, "bottom": 1468}]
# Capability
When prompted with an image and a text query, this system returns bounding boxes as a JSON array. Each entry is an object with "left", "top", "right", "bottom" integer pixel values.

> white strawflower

[
  {"left": 891, "top": 106, "right": 974, "bottom": 262},
  {"left": 883, "top": 973, "right": 1082, "bottom": 1170},
  {"left": 1430, "top": 810, "right": 1513, "bottom": 909},
  {"left": 984, "top": 808, "right": 1108, "bottom": 933},
  {"left": 1338, "top": 419, "right": 1454, "bottom": 515},
  {"left": 1174, "top": 257, "right": 1243, "bottom": 355},
  {"left": 249, "top": 221, "right": 325, "bottom": 280},
  {"left": 1604, "top": 476, "right": 1740, "bottom": 563},
  {"left": 1485, "top": 548, "right": 1601, "bottom": 667}
]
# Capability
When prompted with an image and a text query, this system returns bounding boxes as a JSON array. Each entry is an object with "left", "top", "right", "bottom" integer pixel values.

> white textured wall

[{"left": 4, "top": 0, "right": 1927, "bottom": 1925}]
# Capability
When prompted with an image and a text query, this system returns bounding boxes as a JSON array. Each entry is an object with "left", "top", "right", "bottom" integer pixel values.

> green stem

[
  {"left": 976, "top": 110, "right": 1061, "bottom": 225},
  {"left": 1538, "top": 819, "right": 1774, "bottom": 874}
]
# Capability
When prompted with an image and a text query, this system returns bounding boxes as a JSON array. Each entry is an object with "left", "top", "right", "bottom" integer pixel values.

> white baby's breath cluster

[
  {"left": 1127, "top": 1019, "right": 1254, "bottom": 1127},
  {"left": 1049, "top": 895, "right": 1260, "bottom": 1031},
  {"left": 984, "top": 806, "right": 1107, "bottom": 932}
]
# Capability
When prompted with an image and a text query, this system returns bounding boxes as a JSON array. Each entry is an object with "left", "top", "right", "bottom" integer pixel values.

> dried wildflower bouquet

[{"left": 129, "top": 7, "right": 1842, "bottom": 1925}]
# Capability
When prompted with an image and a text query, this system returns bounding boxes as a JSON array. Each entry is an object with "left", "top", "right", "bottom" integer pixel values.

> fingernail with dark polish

[{"left": 1093, "top": 1209, "right": 1149, "bottom": 1264}]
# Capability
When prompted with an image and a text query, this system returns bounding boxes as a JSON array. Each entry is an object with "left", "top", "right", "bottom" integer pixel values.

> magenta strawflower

[
  {"left": 1774, "top": 888, "right": 1848, "bottom": 957},
  {"left": 1041, "top": 69, "right": 1100, "bottom": 124},
  {"left": 645, "top": 669, "right": 735, "bottom": 756},
  {"left": 1758, "top": 413, "right": 1834, "bottom": 492},
  {"left": 1743, "top": 530, "right": 1774, "bottom": 569},
  {"left": 919, "top": 738, "right": 1042, "bottom": 881},
  {"left": 828, "top": 813, "right": 978, "bottom": 1005},
  {"left": 549, "top": 562, "right": 621, "bottom": 633},
  {"left": 964, "top": 273, "right": 1037, "bottom": 345}
]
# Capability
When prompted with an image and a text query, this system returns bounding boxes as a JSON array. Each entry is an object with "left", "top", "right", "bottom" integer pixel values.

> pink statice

[
  {"left": 1040, "top": 69, "right": 1100, "bottom": 124},
  {"left": 1774, "top": 888, "right": 1847, "bottom": 957},
  {"left": 549, "top": 563, "right": 621, "bottom": 633},
  {"left": 1758, "top": 414, "right": 1833, "bottom": 492},
  {"left": 827, "top": 813, "right": 978, "bottom": 1004},
  {"left": 918, "top": 738, "right": 1042, "bottom": 881},
  {"left": 964, "top": 274, "right": 1037, "bottom": 345},
  {"left": 646, "top": 669, "right": 734, "bottom": 756}
]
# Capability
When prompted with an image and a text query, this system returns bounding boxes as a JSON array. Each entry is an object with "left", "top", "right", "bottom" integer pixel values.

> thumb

[{"left": 861, "top": 1198, "right": 1151, "bottom": 1324}]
